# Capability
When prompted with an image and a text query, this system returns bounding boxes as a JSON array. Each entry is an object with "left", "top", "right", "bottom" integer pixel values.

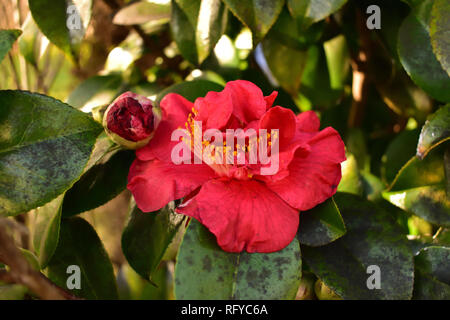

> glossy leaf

[
  {"left": 29, "top": 0, "right": 92, "bottom": 60},
  {"left": 413, "top": 246, "right": 450, "bottom": 299},
  {"left": 0, "top": 29, "right": 21, "bottom": 63},
  {"left": 381, "top": 129, "right": 421, "bottom": 184},
  {"left": 337, "top": 153, "right": 363, "bottom": 195},
  {"left": 384, "top": 146, "right": 449, "bottom": 227},
  {"left": 223, "top": 0, "right": 284, "bottom": 43},
  {"left": 175, "top": 220, "right": 302, "bottom": 299},
  {"left": 298, "top": 197, "right": 346, "bottom": 247},
  {"left": 47, "top": 217, "right": 118, "bottom": 299},
  {"left": 0, "top": 90, "right": 102, "bottom": 216},
  {"left": 302, "top": 193, "right": 414, "bottom": 299},
  {"left": 417, "top": 104, "right": 450, "bottom": 159},
  {"left": 398, "top": 13, "right": 450, "bottom": 102},
  {"left": 196, "top": 0, "right": 228, "bottom": 63},
  {"left": 122, "top": 203, "right": 185, "bottom": 281},
  {"left": 171, "top": 0, "right": 198, "bottom": 64},
  {"left": 287, "top": 0, "right": 348, "bottom": 29},
  {"left": 156, "top": 80, "right": 223, "bottom": 104},
  {"left": 430, "top": 0, "right": 450, "bottom": 76},
  {"left": 33, "top": 194, "right": 64, "bottom": 268},
  {"left": 262, "top": 37, "right": 308, "bottom": 95},
  {"left": 62, "top": 150, "right": 135, "bottom": 217},
  {"left": 113, "top": 0, "right": 171, "bottom": 25}
]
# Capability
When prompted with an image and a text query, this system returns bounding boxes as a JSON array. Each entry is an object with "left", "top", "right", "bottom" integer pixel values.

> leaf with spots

[
  {"left": 46, "top": 217, "right": 118, "bottom": 299},
  {"left": 298, "top": 197, "right": 346, "bottom": 247},
  {"left": 0, "top": 90, "right": 102, "bottom": 217},
  {"left": 413, "top": 246, "right": 450, "bottom": 299},
  {"left": 122, "top": 202, "right": 185, "bottom": 282},
  {"left": 398, "top": 12, "right": 450, "bottom": 102},
  {"left": 174, "top": 220, "right": 302, "bottom": 299},
  {"left": 417, "top": 104, "right": 450, "bottom": 159},
  {"left": 0, "top": 29, "right": 21, "bottom": 63},
  {"left": 383, "top": 146, "right": 450, "bottom": 228},
  {"left": 430, "top": 0, "right": 450, "bottom": 77},
  {"left": 302, "top": 193, "right": 414, "bottom": 299}
]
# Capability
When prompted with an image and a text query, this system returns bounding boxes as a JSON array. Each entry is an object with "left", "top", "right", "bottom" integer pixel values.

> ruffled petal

[
  {"left": 128, "top": 158, "right": 216, "bottom": 212},
  {"left": 136, "top": 93, "right": 193, "bottom": 162},
  {"left": 264, "top": 91, "right": 278, "bottom": 109},
  {"left": 224, "top": 80, "right": 267, "bottom": 124},
  {"left": 296, "top": 110, "right": 320, "bottom": 132},
  {"left": 195, "top": 90, "right": 233, "bottom": 130},
  {"left": 266, "top": 127, "right": 346, "bottom": 211},
  {"left": 259, "top": 106, "right": 297, "bottom": 146},
  {"left": 176, "top": 179, "right": 299, "bottom": 253}
]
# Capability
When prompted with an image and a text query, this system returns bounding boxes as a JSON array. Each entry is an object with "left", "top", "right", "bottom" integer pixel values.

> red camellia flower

[
  {"left": 103, "top": 92, "right": 160, "bottom": 149},
  {"left": 127, "top": 80, "right": 346, "bottom": 253}
]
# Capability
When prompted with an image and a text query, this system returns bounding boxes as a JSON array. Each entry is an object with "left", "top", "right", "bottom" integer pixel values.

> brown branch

[
  {"left": 0, "top": 218, "right": 80, "bottom": 300},
  {"left": 348, "top": 9, "right": 372, "bottom": 128}
]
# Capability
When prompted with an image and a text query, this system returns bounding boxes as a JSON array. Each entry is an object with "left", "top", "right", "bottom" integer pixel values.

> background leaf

[
  {"left": 32, "top": 194, "right": 64, "bottom": 268},
  {"left": 302, "top": 193, "right": 414, "bottom": 299},
  {"left": 223, "top": 0, "right": 285, "bottom": 43},
  {"left": 0, "top": 90, "right": 102, "bottom": 216},
  {"left": 156, "top": 79, "right": 223, "bottom": 103},
  {"left": 0, "top": 29, "right": 22, "bottom": 63},
  {"left": 28, "top": 0, "right": 92, "bottom": 60},
  {"left": 287, "top": 0, "right": 348, "bottom": 29},
  {"left": 113, "top": 0, "right": 171, "bottom": 25},
  {"left": 174, "top": 220, "right": 302, "bottom": 299},
  {"left": 46, "top": 217, "right": 118, "bottom": 299}
]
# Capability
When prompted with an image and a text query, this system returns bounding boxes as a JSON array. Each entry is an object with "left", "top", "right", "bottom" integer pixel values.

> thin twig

[{"left": 0, "top": 218, "right": 80, "bottom": 300}]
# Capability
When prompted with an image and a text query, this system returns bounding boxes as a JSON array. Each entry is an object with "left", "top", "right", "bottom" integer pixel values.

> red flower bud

[{"left": 103, "top": 92, "right": 160, "bottom": 149}]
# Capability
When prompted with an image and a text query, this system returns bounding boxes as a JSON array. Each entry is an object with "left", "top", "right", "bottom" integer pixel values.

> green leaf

[
  {"left": 47, "top": 217, "right": 118, "bottom": 299},
  {"left": 430, "top": 0, "right": 450, "bottom": 76},
  {"left": 156, "top": 79, "right": 224, "bottom": 104},
  {"left": 223, "top": 0, "right": 285, "bottom": 43},
  {"left": 170, "top": 0, "right": 198, "bottom": 64},
  {"left": 417, "top": 104, "right": 450, "bottom": 159},
  {"left": 337, "top": 153, "right": 363, "bottom": 195},
  {"left": 302, "top": 193, "right": 414, "bottom": 299},
  {"left": 113, "top": 0, "right": 171, "bottom": 25},
  {"left": 175, "top": 220, "right": 302, "bottom": 299},
  {"left": 381, "top": 129, "right": 421, "bottom": 184},
  {"left": 62, "top": 150, "right": 135, "bottom": 217},
  {"left": 32, "top": 194, "right": 64, "bottom": 268},
  {"left": 67, "top": 75, "right": 123, "bottom": 110},
  {"left": 0, "top": 90, "right": 102, "bottom": 216},
  {"left": 287, "top": 0, "right": 348, "bottom": 29},
  {"left": 298, "top": 197, "right": 346, "bottom": 247},
  {"left": 19, "top": 248, "right": 41, "bottom": 271},
  {"left": 29, "top": 0, "right": 92, "bottom": 60},
  {"left": 262, "top": 36, "right": 308, "bottom": 95},
  {"left": 413, "top": 246, "right": 450, "bottom": 299},
  {"left": 398, "top": 12, "right": 450, "bottom": 102},
  {"left": 122, "top": 203, "right": 185, "bottom": 281},
  {"left": 196, "top": 0, "right": 228, "bottom": 63},
  {"left": 384, "top": 146, "right": 449, "bottom": 227},
  {"left": 0, "top": 29, "right": 21, "bottom": 63},
  {"left": 171, "top": 0, "right": 227, "bottom": 64}
]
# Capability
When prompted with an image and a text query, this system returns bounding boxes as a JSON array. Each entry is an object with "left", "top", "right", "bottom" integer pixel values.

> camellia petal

[
  {"left": 266, "top": 127, "right": 346, "bottom": 211},
  {"left": 176, "top": 179, "right": 299, "bottom": 253},
  {"left": 136, "top": 93, "right": 193, "bottom": 162},
  {"left": 128, "top": 159, "right": 215, "bottom": 212},
  {"left": 296, "top": 110, "right": 320, "bottom": 132}
]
